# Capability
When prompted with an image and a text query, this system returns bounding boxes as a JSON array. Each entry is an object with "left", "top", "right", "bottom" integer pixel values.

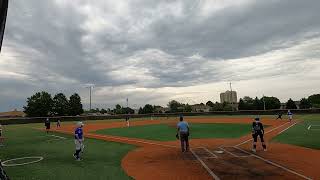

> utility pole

[
  {"left": 86, "top": 85, "right": 94, "bottom": 111},
  {"left": 126, "top": 98, "right": 129, "bottom": 114}
]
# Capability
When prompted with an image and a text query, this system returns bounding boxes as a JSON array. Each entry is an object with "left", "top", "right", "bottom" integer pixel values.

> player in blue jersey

[
  {"left": 287, "top": 110, "right": 293, "bottom": 122},
  {"left": 73, "top": 122, "right": 84, "bottom": 161}
]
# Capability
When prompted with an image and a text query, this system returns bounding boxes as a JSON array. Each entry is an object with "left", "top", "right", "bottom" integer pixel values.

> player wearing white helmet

[{"left": 73, "top": 122, "right": 84, "bottom": 161}]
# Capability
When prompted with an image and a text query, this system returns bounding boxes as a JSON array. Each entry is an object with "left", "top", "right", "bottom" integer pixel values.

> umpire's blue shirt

[{"left": 177, "top": 121, "right": 189, "bottom": 132}]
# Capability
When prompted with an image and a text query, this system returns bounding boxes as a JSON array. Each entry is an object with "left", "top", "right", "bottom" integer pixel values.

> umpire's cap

[
  {"left": 255, "top": 117, "right": 260, "bottom": 121},
  {"left": 179, "top": 115, "right": 183, "bottom": 121}
]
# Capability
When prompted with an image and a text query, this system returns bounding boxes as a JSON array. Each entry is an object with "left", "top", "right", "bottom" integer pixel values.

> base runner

[
  {"left": 73, "top": 122, "right": 84, "bottom": 161},
  {"left": 252, "top": 117, "right": 267, "bottom": 152}
]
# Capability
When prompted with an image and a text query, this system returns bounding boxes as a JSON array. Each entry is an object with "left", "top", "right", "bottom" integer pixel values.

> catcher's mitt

[{"left": 175, "top": 133, "right": 179, "bottom": 140}]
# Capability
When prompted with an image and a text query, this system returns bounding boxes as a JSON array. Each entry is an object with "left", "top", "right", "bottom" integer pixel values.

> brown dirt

[{"left": 53, "top": 117, "right": 320, "bottom": 180}]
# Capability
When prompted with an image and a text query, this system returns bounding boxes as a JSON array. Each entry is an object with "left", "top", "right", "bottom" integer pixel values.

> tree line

[
  {"left": 23, "top": 92, "right": 320, "bottom": 116},
  {"left": 238, "top": 94, "right": 320, "bottom": 110},
  {"left": 23, "top": 91, "right": 83, "bottom": 117}
]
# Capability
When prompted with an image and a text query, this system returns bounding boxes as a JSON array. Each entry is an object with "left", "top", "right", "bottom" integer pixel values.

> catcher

[
  {"left": 252, "top": 117, "right": 267, "bottom": 152},
  {"left": 176, "top": 115, "right": 190, "bottom": 152}
]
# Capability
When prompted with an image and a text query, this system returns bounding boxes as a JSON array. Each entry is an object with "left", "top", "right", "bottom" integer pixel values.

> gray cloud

[{"left": 0, "top": 0, "right": 320, "bottom": 111}]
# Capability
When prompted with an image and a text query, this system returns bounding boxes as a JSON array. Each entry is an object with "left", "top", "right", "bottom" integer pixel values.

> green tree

[
  {"left": 184, "top": 104, "right": 192, "bottom": 112},
  {"left": 138, "top": 107, "right": 143, "bottom": 114},
  {"left": 168, "top": 100, "right": 182, "bottom": 112},
  {"left": 299, "top": 98, "right": 311, "bottom": 109},
  {"left": 144, "top": 104, "right": 154, "bottom": 114},
  {"left": 238, "top": 98, "right": 245, "bottom": 110},
  {"left": 211, "top": 102, "right": 224, "bottom": 111},
  {"left": 262, "top": 96, "right": 281, "bottom": 110},
  {"left": 69, "top": 93, "right": 84, "bottom": 115},
  {"left": 243, "top": 96, "right": 254, "bottom": 110},
  {"left": 100, "top": 108, "right": 107, "bottom": 114},
  {"left": 206, "top": 101, "right": 214, "bottom": 107},
  {"left": 308, "top": 94, "right": 320, "bottom": 108},
  {"left": 253, "top": 97, "right": 263, "bottom": 110},
  {"left": 286, "top": 98, "right": 297, "bottom": 109},
  {"left": 124, "top": 107, "right": 135, "bottom": 114},
  {"left": 52, "top": 93, "right": 69, "bottom": 116},
  {"left": 23, "top": 91, "right": 53, "bottom": 117}
]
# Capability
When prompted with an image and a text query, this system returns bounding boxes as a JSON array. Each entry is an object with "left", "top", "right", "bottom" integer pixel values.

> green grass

[
  {"left": 273, "top": 114, "right": 320, "bottom": 149},
  {"left": 95, "top": 123, "right": 251, "bottom": 141},
  {"left": 0, "top": 124, "right": 135, "bottom": 180}
]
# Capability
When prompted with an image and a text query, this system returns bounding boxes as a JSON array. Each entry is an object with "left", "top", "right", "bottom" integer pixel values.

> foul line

[
  {"left": 190, "top": 149, "right": 220, "bottom": 180},
  {"left": 235, "top": 121, "right": 291, "bottom": 147},
  {"left": 277, "top": 122, "right": 298, "bottom": 135},
  {"left": 48, "top": 135, "right": 67, "bottom": 139},
  {"left": 86, "top": 133, "right": 179, "bottom": 149},
  {"left": 234, "top": 147, "right": 312, "bottom": 180}
]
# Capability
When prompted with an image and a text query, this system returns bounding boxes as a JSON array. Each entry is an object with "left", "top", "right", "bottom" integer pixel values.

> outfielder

[
  {"left": 252, "top": 117, "right": 267, "bottom": 152},
  {"left": 73, "top": 122, "right": 84, "bottom": 161}
]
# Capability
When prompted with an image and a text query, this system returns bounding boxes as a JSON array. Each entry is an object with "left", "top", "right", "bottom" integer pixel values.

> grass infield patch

[{"left": 95, "top": 123, "right": 251, "bottom": 141}]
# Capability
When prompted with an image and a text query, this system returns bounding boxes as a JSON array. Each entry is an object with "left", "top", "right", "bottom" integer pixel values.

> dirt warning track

[{"left": 54, "top": 118, "right": 319, "bottom": 180}]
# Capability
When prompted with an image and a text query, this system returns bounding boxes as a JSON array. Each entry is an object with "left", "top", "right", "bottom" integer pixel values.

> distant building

[
  {"left": 220, "top": 90, "right": 237, "bottom": 104},
  {"left": 0, "top": 109, "right": 26, "bottom": 118},
  {"left": 154, "top": 106, "right": 169, "bottom": 113},
  {"left": 191, "top": 104, "right": 210, "bottom": 112}
]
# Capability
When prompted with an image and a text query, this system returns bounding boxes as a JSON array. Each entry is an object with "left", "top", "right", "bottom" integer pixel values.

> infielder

[
  {"left": 287, "top": 110, "right": 293, "bottom": 122},
  {"left": 125, "top": 115, "right": 130, "bottom": 127},
  {"left": 45, "top": 118, "right": 50, "bottom": 134},
  {"left": 177, "top": 115, "right": 190, "bottom": 152},
  {"left": 56, "top": 119, "right": 61, "bottom": 128},
  {"left": 73, "top": 122, "right": 84, "bottom": 161},
  {"left": 252, "top": 117, "right": 267, "bottom": 152},
  {"left": 276, "top": 112, "right": 282, "bottom": 120}
]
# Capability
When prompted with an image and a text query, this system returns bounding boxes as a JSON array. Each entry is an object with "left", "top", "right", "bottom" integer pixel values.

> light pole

[
  {"left": 86, "top": 85, "right": 94, "bottom": 111},
  {"left": 263, "top": 95, "right": 266, "bottom": 111}
]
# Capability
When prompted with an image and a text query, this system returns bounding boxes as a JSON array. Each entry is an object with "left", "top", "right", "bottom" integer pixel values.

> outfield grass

[
  {"left": 95, "top": 123, "right": 251, "bottom": 141},
  {"left": 0, "top": 124, "right": 135, "bottom": 180},
  {"left": 273, "top": 114, "right": 320, "bottom": 149}
]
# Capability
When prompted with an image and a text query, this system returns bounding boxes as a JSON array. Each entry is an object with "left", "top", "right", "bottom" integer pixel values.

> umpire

[{"left": 177, "top": 115, "right": 190, "bottom": 152}]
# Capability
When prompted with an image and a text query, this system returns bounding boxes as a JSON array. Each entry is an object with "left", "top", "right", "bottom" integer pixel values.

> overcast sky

[{"left": 1, "top": 0, "right": 320, "bottom": 111}]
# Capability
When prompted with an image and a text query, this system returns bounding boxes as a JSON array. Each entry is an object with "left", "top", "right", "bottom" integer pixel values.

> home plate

[{"left": 214, "top": 150, "right": 224, "bottom": 154}]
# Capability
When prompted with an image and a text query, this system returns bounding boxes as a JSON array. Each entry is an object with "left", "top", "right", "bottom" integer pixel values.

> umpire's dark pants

[{"left": 180, "top": 132, "right": 189, "bottom": 152}]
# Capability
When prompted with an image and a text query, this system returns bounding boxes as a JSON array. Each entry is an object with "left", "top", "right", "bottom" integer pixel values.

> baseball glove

[{"left": 175, "top": 133, "right": 179, "bottom": 140}]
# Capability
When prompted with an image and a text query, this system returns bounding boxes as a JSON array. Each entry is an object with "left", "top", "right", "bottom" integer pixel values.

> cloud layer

[{"left": 0, "top": 0, "right": 320, "bottom": 111}]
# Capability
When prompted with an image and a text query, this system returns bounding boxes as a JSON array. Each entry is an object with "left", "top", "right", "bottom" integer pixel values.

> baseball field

[{"left": 1, "top": 114, "right": 320, "bottom": 180}]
